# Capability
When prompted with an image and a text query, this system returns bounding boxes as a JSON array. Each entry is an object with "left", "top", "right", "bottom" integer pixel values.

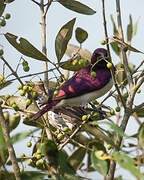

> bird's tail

[{"left": 31, "top": 101, "right": 60, "bottom": 121}]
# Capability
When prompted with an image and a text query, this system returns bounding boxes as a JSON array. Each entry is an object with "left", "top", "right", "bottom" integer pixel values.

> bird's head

[{"left": 91, "top": 48, "right": 108, "bottom": 67}]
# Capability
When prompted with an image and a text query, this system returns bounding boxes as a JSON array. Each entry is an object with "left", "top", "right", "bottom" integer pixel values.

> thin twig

[
  {"left": 31, "top": 0, "right": 40, "bottom": 6},
  {"left": 44, "top": 0, "right": 53, "bottom": 17},
  {"left": 58, "top": 121, "right": 87, "bottom": 150},
  {"left": 101, "top": 0, "right": 126, "bottom": 108},
  {"left": 0, "top": 107, "right": 21, "bottom": 180},
  {"left": 1, "top": 56, "right": 24, "bottom": 85}
]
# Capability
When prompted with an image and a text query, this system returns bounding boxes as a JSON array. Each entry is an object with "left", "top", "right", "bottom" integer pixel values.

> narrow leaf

[
  {"left": 0, "top": 0, "right": 6, "bottom": 17},
  {"left": 127, "top": 15, "right": 133, "bottom": 42},
  {"left": 58, "top": 151, "right": 75, "bottom": 175},
  {"left": 113, "top": 152, "right": 143, "bottom": 179},
  {"left": 91, "top": 151, "right": 108, "bottom": 176},
  {"left": 58, "top": 0, "right": 96, "bottom": 15},
  {"left": 136, "top": 108, "right": 144, "bottom": 117},
  {"left": 55, "top": 18, "right": 76, "bottom": 62},
  {"left": 110, "top": 14, "right": 118, "bottom": 36},
  {"left": 75, "top": 27, "right": 88, "bottom": 44},
  {"left": 68, "top": 147, "right": 86, "bottom": 171},
  {"left": 110, "top": 42, "right": 120, "bottom": 56},
  {"left": 5, "top": 33, "right": 47, "bottom": 61},
  {"left": 132, "top": 20, "right": 139, "bottom": 37},
  {"left": 0, "top": 124, "right": 9, "bottom": 167}
]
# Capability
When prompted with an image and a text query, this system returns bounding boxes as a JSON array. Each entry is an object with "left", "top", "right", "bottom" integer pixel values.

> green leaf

[
  {"left": 101, "top": 121, "right": 125, "bottom": 137},
  {"left": 20, "top": 171, "right": 47, "bottom": 180},
  {"left": 110, "top": 42, "right": 120, "bottom": 56},
  {"left": 113, "top": 152, "right": 144, "bottom": 179},
  {"left": 66, "top": 44, "right": 92, "bottom": 60},
  {"left": 5, "top": 33, "right": 47, "bottom": 61},
  {"left": 136, "top": 108, "right": 144, "bottom": 117},
  {"left": 75, "top": 27, "right": 88, "bottom": 44},
  {"left": 110, "top": 14, "right": 118, "bottom": 36},
  {"left": 138, "top": 124, "right": 144, "bottom": 149},
  {"left": 68, "top": 147, "right": 86, "bottom": 171},
  {"left": 60, "top": 58, "right": 89, "bottom": 71},
  {"left": 91, "top": 150, "right": 108, "bottom": 176},
  {"left": 0, "top": 124, "right": 9, "bottom": 167},
  {"left": 132, "top": 20, "right": 138, "bottom": 37},
  {"left": 0, "top": 0, "right": 6, "bottom": 17},
  {"left": 58, "top": 151, "right": 75, "bottom": 175},
  {"left": 5, "top": 0, "right": 15, "bottom": 3},
  {"left": 58, "top": 0, "right": 96, "bottom": 15},
  {"left": 127, "top": 15, "right": 133, "bottom": 42},
  {"left": 55, "top": 18, "right": 76, "bottom": 62}
]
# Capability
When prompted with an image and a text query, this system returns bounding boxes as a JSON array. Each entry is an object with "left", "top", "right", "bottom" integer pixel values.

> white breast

[{"left": 54, "top": 78, "right": 113, "bottom": 108}]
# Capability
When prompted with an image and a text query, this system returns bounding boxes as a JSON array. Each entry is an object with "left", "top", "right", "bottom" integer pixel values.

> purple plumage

[{"left": 31, "top": 48, "right": 113, "bottom": 121}]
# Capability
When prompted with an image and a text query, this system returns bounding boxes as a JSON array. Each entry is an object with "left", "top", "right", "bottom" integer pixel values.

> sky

[{"left": 0, "top": 0, "right": 144, "bottom": 179}]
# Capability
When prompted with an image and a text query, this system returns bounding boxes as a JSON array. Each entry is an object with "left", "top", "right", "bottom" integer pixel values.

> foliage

[{"left": 0, "top": 1, "right": 144, "bottom": 180}]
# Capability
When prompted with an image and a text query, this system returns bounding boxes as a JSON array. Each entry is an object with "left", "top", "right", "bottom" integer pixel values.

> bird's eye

[{"left": 93, "top": 52, "right": 98, "bottom": 57}]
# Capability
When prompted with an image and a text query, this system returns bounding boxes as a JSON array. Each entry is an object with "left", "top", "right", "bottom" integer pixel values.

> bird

[{"left": 31, "top": 48, "right": 113, "bottom": 121}]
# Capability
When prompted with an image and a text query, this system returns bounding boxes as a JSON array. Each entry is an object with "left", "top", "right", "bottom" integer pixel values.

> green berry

[
  {"left": 110, "top": 109, "right": 115, "bottom": 115},
  {"left": 120, "top": 63, "right": 124, "bottom": 68},
  {"left": 10, "top": 101, "right": 15, "bottom": 106},
  {"left": 81, "top": 115, "right": 88, "bottom": 121},
  {"left": 63, "top": 126, "right": 69, "bottom": 132},
  {"left": 91, "top": 71, "right": 97, "bottom": 78},
  {"left": 58, "top": 77, "right": 63, "bottom": 83},
  {"left": 93, "top": 112, "right": 99, "bottom": 118},
  {"left": 0, "top": 49, "right": 4, "bottom": 56},
  {"left": 27, "top": 142, "right": 32, "bottom": 147},
  {"left": 36, "top": 154, "right": 41, "bottom": 160},
  {"left": 54, "top": 90, "right": 59, "bottom": 96},
  {"left": 55, "top": 86, "right": 59, "bottom": 90},
  {"left": 17, "top": 85, "right": 23, "bottom": 90},
  {"left": 40, "top": 159, "right": 45, "bottom": 165},
  {"left": 92, "top": 99, "right": 99, "bottom": 105},
  {"left": 32, "top": 91, "right": 38, "bottom": 98},
  {"left": 57, "top": 133, "right": 64, "bottom": 140},
  {"left": 5, "top": 13, "right": 11, "bottom": 19},
  {"left": 20, "top": 168, "right": 24, "bottom": 173},
  {"left": 0, "top": 99, "right": 3, "bottom": 105},
  {"left": 72, "top": 59, "right": 78, "bottom": 66},
  {"left": 20, "top": 90, "right": 26, "bottom": 96},
  {"left": 0, "top": 20, "right": 6, "bottom": 26},
  {"left": 36, "top": 161, "right": 41, "bottom": 166},
  {"left": 107, "top": 144, "right": 112, "bottom": 150},
  {"left": 137, "top": 89, "right": 141, "bottom": 94},
  {"left": 0, "top": 76, "right": 4, "bottom": 82},
  {"left": 23, "top": 65, "right": 30, "bottom": 72},
  {"left": 12, "top": 104, "right": 19, "bottom": 111},
  {"left": 100, "top": 40, "right": 106, "bottom": 45},
  {"left": 28, "top": 160, "right": 32, "bottom": 166},
  {"left": 107, "top": 62, "right": 112, "bottom": 69},
  {"left": 26, "top": 99, "right": 32, "bottom": 106},
  {"left": 123, "top": 92, "right": 128, "bottom": 99},
  {"left": 5, "top": 94, "right": 10, "bottom": 100},
  {"left": 28, "top": 87, "right": 33, "bottom": 92},
  {"left": 22, "top": 60, "right": 28, "bottom": 66},
  {"left": 20, "top": 153, "right": 25, "bottom": 158},
  {"left": 23, "top": 85, "right": 28, "bottom": 91},
  {"left": 115, "top": 106, "right": 121, "bottom": 112}
]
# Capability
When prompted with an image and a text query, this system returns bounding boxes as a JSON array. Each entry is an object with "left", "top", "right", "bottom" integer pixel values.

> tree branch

[{"left": 0, "top": 107, "right": 21, "bottom": 180}]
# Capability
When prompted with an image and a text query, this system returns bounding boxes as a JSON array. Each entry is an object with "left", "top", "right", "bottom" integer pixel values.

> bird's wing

[{"left": 53, "top": 67, "right": 111, "bottom": 101}]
